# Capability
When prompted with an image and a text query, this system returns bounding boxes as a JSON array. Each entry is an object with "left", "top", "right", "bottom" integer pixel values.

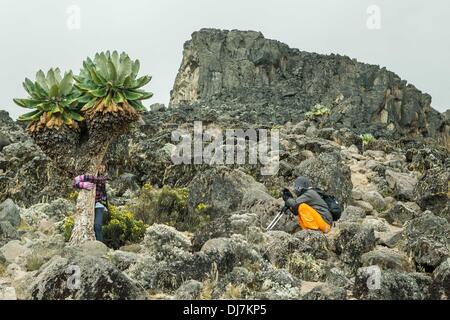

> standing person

[{"left": 73, "top": 163, "right": 109, "bottom": 242}]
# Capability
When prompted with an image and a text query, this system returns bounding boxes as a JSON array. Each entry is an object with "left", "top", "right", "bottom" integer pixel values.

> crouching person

[
  {"left": 283, "top": 176, "right": 333, "bottom": 234},
  {"left": 73, "top": 163, "right": 109, "bottom": 242}
]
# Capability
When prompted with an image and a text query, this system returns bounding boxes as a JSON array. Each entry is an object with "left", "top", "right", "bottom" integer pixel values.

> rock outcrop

[{"left": 170, "top": 29, "right": 449, "bottom": 148}]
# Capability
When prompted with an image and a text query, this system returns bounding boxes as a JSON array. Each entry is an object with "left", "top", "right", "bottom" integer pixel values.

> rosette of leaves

[
  {"left": 14, "top": 69, "right": 83, "bottom": 133},
  {"left": 74, "top": 51, "right": 153, "bottom": 119},
  {"left": 304, "top": 104, "right": 331, "bottom": 121}
]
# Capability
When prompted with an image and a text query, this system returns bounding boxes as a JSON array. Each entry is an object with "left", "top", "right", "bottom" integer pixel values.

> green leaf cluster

[
  {"left": 74, "top": 51, "right": 153, "bottom": 114},
  {"left": 304, "top": 104, "right": 331, "bottom": 120},
  {"left": 14, "top": 69, "right": 83, "bottom": 131}
]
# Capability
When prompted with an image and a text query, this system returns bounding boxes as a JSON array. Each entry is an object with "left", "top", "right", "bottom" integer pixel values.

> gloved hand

[
  {"left": 80, "top": 182, "right": 95, "bottom": 190},
  {"left": 282, "top": 188, "right": 296, "bottom": 214},
  {"left": 282, "top": 188, "right": 294, "bottom": 202},
  {"left": 284, "top": 198, "right": 297, "bottom": 212}
]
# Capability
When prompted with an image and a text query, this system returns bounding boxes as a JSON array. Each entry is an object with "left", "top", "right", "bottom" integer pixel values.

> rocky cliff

[{"left": 170, "top": 29, "right": 449, "bottom": 148}]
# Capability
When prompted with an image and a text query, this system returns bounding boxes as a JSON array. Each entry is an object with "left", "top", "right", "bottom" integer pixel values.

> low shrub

[
  {"left": 304, "top": 104, "right": 331, "bottom": 121},
  {"left": 102, "top": 205, "right": 147, "bottom": 249},
  {"left": 130, "top": 184, "right": 210, "bottom": 232}
]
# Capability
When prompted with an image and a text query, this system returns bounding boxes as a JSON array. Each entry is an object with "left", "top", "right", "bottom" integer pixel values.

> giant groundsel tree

[{"left": 14, "top": 51, "right": 153, "bottom": 244}]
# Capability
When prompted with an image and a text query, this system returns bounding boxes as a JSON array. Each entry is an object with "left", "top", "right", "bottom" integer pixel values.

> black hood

[{"left": 294, "top": 176, "right": 312, "bottom": 196}]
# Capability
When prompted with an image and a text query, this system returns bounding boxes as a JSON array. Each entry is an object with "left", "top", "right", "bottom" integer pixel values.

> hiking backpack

[{"left": 312, "top": 188, "right": 342, "bottom": 221}]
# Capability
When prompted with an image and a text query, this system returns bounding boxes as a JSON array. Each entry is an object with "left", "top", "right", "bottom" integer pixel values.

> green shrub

[
  {"left": 26, "top": 254, "right": 46, "bottom": 271},
  {"left": 102, "top": 205, "right": 147, "bottom": 249},
  {"left": 62, "top": 215, "right": 75, "bottom": 242},
  {"left": 286, "top": 252, "right": 325, "bottom": 282},
  {"left": 304, "top": 104, "right": 330, "bottom": 121},
  {"left": 130, "top": 184, "right": 210, "bottom": 232},
  {"left": 360, "top": 133, "right": 376, "bottom": 146},
  {"left": 269, "top": 188, "right": 282, "bottom": 199}
]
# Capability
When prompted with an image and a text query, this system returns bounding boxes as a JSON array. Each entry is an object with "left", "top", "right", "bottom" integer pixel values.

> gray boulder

[
  {"left": 402, "top": 212, "right": 450, "bottom": 270},
  {"left": 110, "top": 251, "right": 139, "bottom": 271},
  {"left": 326, "top": 267, "right": 352, "bottom": 289},
  {"left": 0, "top": 199, "right": 20, "bottom": 228},
  {"left": 414, "top": 166, "right": 450, "bottom": 222},
  {"left": 382, "top": 201, "right": 420, "bottom": 227},
  {"left": 361, "top": 247, "right": 414, "bottom": 272},
  {"left": 187, "top": 167, "right": 272, "bottom": 218},
  {"left": 385, "top": 170, "right": 417, "bottom": 201},
  {"left": 332, "top": 222, "right": 376, "bottom": 271},
  {"left": 262, "top": 231, "right": 307, "bottom": 267},
  {"left": 340, "top": 205, "right": 366, "bottom": 221},
  {"left": 174, "top": 280, "right": 203, "bottom": 300},
  {"left": 252, "top": 268, "right": 301, "bottom": 300},
  {"left": 353, "top": 267, "right": 431, "bottom": 300},
  {"left": 22, "top": 198, "right": 75, "bottom": 224},
  {"left": 431, "top": 258, "right": 450, "bottom": 299},
  {"left": 0, "top": 221, "right": 19, "bottom": 247},
  {"left": 302, "top": 283, "right": 347, "bottom": 300},
  {"left": 0, "top": 132, "right": 10, "bottom": 152},
  {"left": 362, "top": 191, "right": 386, "bottom": 212},
  {"left": 29, "top": 255, "right": 146, "bottom": 300}
]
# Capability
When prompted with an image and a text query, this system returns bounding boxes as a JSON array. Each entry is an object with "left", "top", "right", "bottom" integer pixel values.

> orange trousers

[{"left": 297, "top": 203, "right": 331, "bottom": 234}]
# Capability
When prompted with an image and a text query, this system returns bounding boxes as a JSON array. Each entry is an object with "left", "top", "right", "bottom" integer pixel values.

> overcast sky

[{"left": 1, "top": 0, "right": 449, "bottom": 120}]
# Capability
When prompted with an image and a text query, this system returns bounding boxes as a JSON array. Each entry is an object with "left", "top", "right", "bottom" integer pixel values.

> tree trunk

[
  {"left": 69, "top": 141, "right": 111, "bottom": 245},
  {"left": 69, "top": 187, "right": 97, "bottom": 243}
]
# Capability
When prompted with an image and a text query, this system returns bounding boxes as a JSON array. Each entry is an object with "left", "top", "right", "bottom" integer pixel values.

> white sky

[{"left": 1, "top": 0, "right": 449, "bottom": 120}]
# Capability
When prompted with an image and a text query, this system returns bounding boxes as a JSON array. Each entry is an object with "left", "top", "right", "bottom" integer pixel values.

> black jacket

[{"left": 295, "top": 189, "right": 333, "bottom": 226}]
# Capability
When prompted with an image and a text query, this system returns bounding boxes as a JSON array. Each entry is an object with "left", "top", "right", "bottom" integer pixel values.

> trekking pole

[{"left": 265, "top": 206, "right": 289, "bottom": 231}]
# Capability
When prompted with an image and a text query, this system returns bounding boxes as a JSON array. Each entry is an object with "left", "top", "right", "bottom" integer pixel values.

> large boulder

[
  {"left": 331, "top": 222, "right": 376, "bottom": 271},
  {"left": 302, "top": 283, "right": 347, "bottom": 300},
  {"left": 385, "top": 169, "right": 418, "bottom": 201},
  {"left": 402, "top": 212, "right": 450, "bottom": 270},
  {"left": 382, "top": 201, "right": 421, "bottom": 227},
  {"left": 0, "top": 140, "right": 70, "bottom": 207},
  {"left": 110, "top": 251, "right": 139, "bottom": 272},
  {"left": 430, "top": 258, "right": 450, "bottom": 299},
  {"left": 414, "top": 166, "right": 450, "bottom": 221},
  {"left": 340, "top": 206, "right": 366, "bottom": 221},
  {"left": 0, "top": 199, "right": 20, "bottom": 228},
  {"left": 0, "top": 221, "right": 19, "bottom": 248},
  {"left": 130, "top": 226, "right": 264, "bottom": 292},
  {"left": 21, "top": 198, "right": 75, "bottom": 225},
  {"left": 252, "top": 267, "right": 302, "bottom": 300},
  {"left": 0, "top": 132, "right": 11, "bottom": 152},
  {"left": 294, "top": 152, "right": 352, "bottom": 206},
  {"left": 174, "top": 280, "right": 203, "bottom": 300},
  {"left": 361, "top": 247, "right": 414, "bottom": 272},
  {"left": 362, "top": 191, "right": 386, "bottom": 212},
  {"left": 353, "top": 267, "right": 431, "bottom": 300},
  {"left": 187, "top": 167, "right": 273, "bottom": 218},
  {"left": 142, "top": 224, "right": 192, "bottom": 258},
  {"left": 262, "top": 230, "right": 329, "bottom": 268},
  {"left": 29, "top": 254, "right": 145, "bottom": 300},
  {"left": 0, "top": 240, "right": 31, "bottom": 264}
]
